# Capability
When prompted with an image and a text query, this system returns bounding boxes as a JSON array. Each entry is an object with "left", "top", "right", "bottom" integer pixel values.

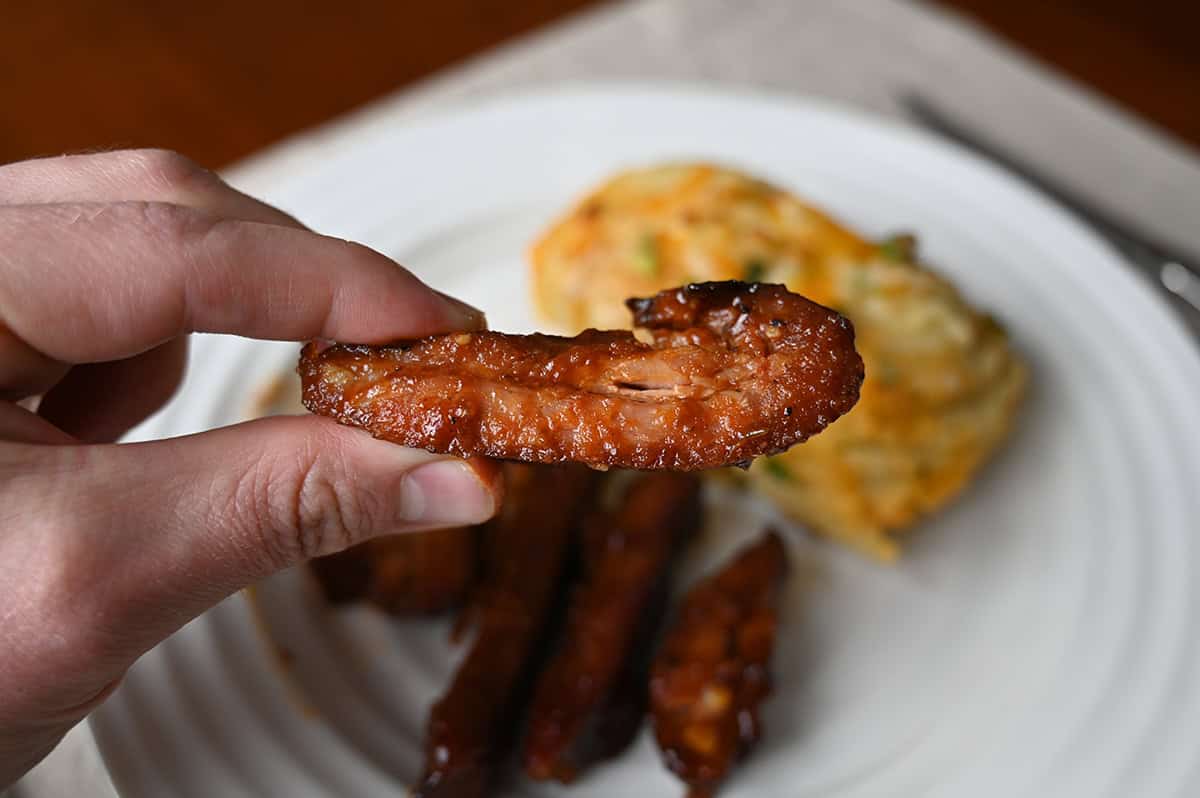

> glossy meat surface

[
  {"left": 299, "top": 282, "right": 862, "bottom": 471},
  {"left": 309, "top": 526, "right": 478, "bottom": 615},
  {"left": 650, "top": 532, "right": 788, "bottom": 798},
  {"left": 522, "top": 472, "right": 702, "bottom": 782},
  {"left": 415, "top": 464, "right": 597, "bottom": 798}
]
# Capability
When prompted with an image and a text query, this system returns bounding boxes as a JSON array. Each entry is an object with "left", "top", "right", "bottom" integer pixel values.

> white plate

[{"left": 90, "top": 84, "right": 1200, "bottom": 797}]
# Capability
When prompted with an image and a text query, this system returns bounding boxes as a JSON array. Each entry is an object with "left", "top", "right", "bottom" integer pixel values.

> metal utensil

[{"left": 901, "top": 94, "right": 1200, "bottom": 330}]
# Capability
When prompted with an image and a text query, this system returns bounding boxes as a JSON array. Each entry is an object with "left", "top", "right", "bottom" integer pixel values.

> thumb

[
  {"left": 0, "top": 416, "right": 499, "bottom": 743},
  {"left": 60, "top": 415, "right": 499, "bottom": 646}
]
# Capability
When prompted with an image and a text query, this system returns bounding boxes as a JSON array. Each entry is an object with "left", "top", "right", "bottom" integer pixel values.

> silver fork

[{"left": 901, "top": 94, "right": 1200, "bottom": 337}]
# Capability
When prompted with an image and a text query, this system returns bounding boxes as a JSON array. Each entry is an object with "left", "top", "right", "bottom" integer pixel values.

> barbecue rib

[
  {"left": 414, "top": 464, "right": 598, "bottom": 798},
  {"left": 309, "top": 526, "right": 478, "bottom": 615},
  {"left": 522, "top": 472, "right": 702, "bottom": 782},
  {"left": 300, "top": 282, "right": 862, "bottom": 471},
  {"left": 650, "top": 531, "right": 788, "bottom": 798}
]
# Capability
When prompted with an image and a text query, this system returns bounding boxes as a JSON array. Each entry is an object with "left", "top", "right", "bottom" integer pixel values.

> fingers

[
  {"left": 36, "top": 337, "right": 188, "bottom": 442},
  {"left": 19, "top": 417, "right": 498, "bottom": 649},
  {"left": 0, "top": 418, "right": 499, "bottom": 741},
  {"left": 0, "top": 201, "right": 485, "bottom": 372},
  {"left": 0, "top": 149, "right": 305, "bottom": 229},
  {"left": 0, "top": 402, "right": 74, "bottom": 445},
  {"left": 0, "top": 321, "right": 67, "bottom": 401}
]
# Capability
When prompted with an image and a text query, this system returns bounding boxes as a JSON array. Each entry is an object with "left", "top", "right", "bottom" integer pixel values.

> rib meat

[
  {"left": 309, "top": 526, "right": 478, "bottom": 615},
  {"left": 650, "top": 531, "right": 788, "bottom": 798},
  {"left": 371, "top": 528, "right": 477, "bottom": 615},
  {"left": 522, "top": 472, "right": 702, "bottom": 782},
  {"left": 299, "top": 282, "right": 862, "bottom": 471},
  {"left": 414, "top": 463, "right": 598, "bottom": 798}
]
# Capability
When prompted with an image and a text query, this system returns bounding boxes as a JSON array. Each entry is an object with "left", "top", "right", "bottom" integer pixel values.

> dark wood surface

[
  {"left": 0, "top": 1, "right": 602, "bottom": 168},
  {"left": 944, "top": 0, "right": 1200, "bottom": 150},
  {"left": 0, "top": 1, "right": 1196, "bottom": 170}
]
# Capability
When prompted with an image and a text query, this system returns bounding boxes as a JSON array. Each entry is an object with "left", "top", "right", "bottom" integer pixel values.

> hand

[{"left": 0, "top": 149, "right": 501, "bottom": 787}]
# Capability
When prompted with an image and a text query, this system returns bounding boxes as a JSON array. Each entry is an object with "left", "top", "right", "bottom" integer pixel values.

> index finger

[
  {"left": 0, "top": 149, "right": 307, "bottom": 230},
  {"left": 0, "top": 201, "right": 484, "bottom": 368}
]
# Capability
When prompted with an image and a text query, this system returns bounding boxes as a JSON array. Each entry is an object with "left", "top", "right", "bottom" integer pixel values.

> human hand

[{"left": 0, "top": 149, "right": 501, "bottom": 787}]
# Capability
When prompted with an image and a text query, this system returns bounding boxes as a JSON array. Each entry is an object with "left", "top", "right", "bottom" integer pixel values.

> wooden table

[{"left": 1, "top": 1, "right": 1197, "bottom": 169}]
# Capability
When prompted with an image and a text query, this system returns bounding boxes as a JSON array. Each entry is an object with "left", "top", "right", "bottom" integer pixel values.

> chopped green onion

[
  {"left": 879, "top": 233, "right": 917, "bottom": 262},
  {"left": 743, "top": 258, "right": 768, "bottom": 282},
  {"left": 763, "top": 458, "right": 791, "bottom": 481},
  {"left": 633, "top": 234, "right": 659, "bottom": 276}
]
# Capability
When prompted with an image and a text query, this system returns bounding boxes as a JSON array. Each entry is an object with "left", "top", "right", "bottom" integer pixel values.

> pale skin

[{"left": 0, "top": 149, "right": 502, "bottom": 787}]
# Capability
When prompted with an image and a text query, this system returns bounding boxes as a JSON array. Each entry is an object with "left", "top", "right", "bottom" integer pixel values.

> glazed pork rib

[
  {"left": 522, "top": 471, "right": 702, "bottom": 782},
  {"left": 309, "top": 526, "right": 478, "bottom": 614},
  {"left": 299, "top": 282, "right": 863, "bottom": 471},
  {"left": 650, "top": 531, "right": 788, "bottom": 798},
  {"left": 414, "top": 464, "right": 598, "bottom": 798}
]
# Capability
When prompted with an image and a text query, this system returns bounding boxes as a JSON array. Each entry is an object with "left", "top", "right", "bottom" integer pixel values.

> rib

[
  {"left": 308, "top": 526, "right": 478, "bottom": 615},
  {"left": 522, "top": 472, "right": 702, "bottom": 782},
  {"left": 649, "top": 531, "right": 788, "bottom": 798},
  {"left": 308, "top": 542, "right": 370, "bottom": 606},
  {"left": 299, "top": 282, "right": 863, "bottom": 471},
  {"left": 414, "top": 463, "right": 598, "bottom": 798}
]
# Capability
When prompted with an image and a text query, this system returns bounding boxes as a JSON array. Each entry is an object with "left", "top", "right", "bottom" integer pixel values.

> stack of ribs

[{"left": 301, "top": 282, "right": 861, "bottom": 796}]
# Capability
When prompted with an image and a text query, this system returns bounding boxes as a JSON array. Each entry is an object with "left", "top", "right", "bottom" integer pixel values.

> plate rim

[{"left": 224, "top": 78, "right": 1200, "bottom": 368}]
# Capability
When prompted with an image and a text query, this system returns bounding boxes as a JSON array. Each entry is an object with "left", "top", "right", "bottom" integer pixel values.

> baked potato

[{"left": 530, "top": 164, "right": 1026, "bottom": 560}]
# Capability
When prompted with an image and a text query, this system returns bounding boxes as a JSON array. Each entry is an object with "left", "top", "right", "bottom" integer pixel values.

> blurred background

[{"left": 2, "top": 0, "right": 1197, "bottom": 169}]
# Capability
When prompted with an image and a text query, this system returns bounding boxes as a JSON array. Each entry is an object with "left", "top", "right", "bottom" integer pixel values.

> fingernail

[
  {"left": 399, "top": 459, "right": 497, "bottom": 525},
  {"left": 436, "top": 291, "right": 488, "bottom": 331}
]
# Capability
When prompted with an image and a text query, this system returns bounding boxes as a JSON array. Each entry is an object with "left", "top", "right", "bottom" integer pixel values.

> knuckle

[
  {"left": 124, "top": 148, "right": 218, "bottom": 195},
  {"left": 128, "top": 199, "right": 219, "bottom": 246},
  {"left": 233, "top": 426, "right": 380, "bottom": 565}
]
